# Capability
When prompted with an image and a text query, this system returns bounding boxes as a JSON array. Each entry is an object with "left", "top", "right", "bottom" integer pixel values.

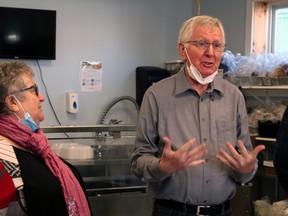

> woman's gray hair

[
  {"left": 0, "top": 61, "right": 34, "bottom": 115},
  {"left": 178, "top": 15, "right": 226, "bottom": 44}
]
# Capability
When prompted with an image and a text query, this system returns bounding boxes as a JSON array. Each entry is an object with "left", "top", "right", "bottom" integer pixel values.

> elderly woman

[{"left": 0, "top": 61, "right": 91, "bottom": 216}]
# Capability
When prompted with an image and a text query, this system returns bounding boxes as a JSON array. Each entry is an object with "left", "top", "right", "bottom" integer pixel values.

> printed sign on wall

[{"left": 80, "top": 61, "right": 102, "bottom": 92}]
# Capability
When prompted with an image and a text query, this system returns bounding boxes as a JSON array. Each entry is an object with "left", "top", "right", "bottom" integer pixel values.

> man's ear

[
  {"left": 178, "top": 43, "right": 186, "bottom": 61},
  {"left": 4, "top": 95, "right": 19, "bottom": 112}
]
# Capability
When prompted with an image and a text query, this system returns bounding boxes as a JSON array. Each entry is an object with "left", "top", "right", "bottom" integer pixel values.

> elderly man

[{"left": 131, "top": 15, "right": 265, "bottom": 216}]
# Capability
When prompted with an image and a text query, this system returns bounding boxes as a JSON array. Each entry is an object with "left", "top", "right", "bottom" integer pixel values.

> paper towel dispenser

[{"left": 136, "top": 66, "right": 171, "bottom": 107}]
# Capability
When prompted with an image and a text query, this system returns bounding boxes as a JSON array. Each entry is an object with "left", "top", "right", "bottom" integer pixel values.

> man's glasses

[
  {"left": 12, "top": 84, "right": 39, "bottom": 96},
  {"left": 185, "top": 40, "right": 225, "bottom": 52}
]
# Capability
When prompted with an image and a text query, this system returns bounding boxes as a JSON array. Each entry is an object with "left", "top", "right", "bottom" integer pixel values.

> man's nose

[{"left": 205, "top": 44, "right": 215, "bottom": 56}]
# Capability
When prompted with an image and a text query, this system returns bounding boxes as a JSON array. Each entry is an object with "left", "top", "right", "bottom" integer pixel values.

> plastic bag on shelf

[
  {"left": 254, "top": 196, "right": 288, "bottom": 216},
  {"left": 248, "top": 104, "right": 286, "bottom": 136},
  {"left": 222, "top": 51, "right": 288, "bottom": 85}
]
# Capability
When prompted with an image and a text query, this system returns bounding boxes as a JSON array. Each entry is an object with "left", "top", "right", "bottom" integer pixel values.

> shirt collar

[{"left": 175, "top": 67, "right": 224, "bottom": 97}]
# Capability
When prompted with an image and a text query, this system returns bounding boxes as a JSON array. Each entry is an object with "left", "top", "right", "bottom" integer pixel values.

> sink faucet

[{"left": 109, "top": 119, "right": 124, "bottom": 125}]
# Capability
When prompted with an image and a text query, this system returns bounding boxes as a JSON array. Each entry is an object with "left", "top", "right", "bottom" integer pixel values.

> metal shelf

[
  {"left": 42, "top": 124, "right": 137, "bottom": 133},
  {"left": 239, "top": 85, "right": 288, "bottom": 106},
  {"left": 42, "top": 124, "right": 137, "bottom": 139},
  {"left": 255, "top": 137, "right": 276, "bottom": 142},
  {"left": 239, "top": 86, "right": 288, "bottom": 97},
  {"left": 240, "top": 85, "right": 288, "bottom": 90}
]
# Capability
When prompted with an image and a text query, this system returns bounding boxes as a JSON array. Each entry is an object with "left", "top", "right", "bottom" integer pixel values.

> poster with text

[{"left": 80, "top": 61, "right": 102, "bottom": 92}]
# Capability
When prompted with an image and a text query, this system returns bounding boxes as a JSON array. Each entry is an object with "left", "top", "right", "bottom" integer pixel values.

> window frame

[
  {"left": 245, "top": 0, "right": 288, "bottom": 54},
  {"left": 269, "top": 2, "right": 288, "bottom": 53}
]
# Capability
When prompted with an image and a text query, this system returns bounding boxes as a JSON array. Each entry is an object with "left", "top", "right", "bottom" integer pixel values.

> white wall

[
  {"left": 0, "top": 0, "right": 194, "bottom": 126},
  {"left": 0, "top": 0, "right": 249, "bottom": 127},
  {"left": 197, "top": 0, "right": 247, "bottom": 55}
]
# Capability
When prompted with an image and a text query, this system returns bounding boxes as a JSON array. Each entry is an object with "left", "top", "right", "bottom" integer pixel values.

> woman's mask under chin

[
  {"left": 19, "top": 112, "right": 39, "bottom": 132},
  {"left": 12, "top": 95, "right": 39, "bottom": 132}
]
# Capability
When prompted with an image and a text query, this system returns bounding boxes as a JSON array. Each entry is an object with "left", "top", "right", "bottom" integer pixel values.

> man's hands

[
  {"left": 159, "top": 137, "right": 265, "bottom": 175},
  {"left": 159, "top": 136, "right": 207, "bottom": 174},
  {"left": 216, "top": 140, "right": 266, "bottom": 174}
]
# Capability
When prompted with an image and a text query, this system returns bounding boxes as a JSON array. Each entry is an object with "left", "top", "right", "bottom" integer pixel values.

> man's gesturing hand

[
  {"left": 159, "top": 136, "right": 207, "bottom": 174},
  {"left": 216, "top": 140, "right": 265, "bottom": 174}
]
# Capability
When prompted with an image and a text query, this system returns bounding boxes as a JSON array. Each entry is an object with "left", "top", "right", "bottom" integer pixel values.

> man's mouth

[{"left": 203, "top": 62, "right": 213, "bottom": 67}]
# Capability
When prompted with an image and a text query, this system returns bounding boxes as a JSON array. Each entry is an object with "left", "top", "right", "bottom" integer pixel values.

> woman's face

[
  {"left": 179, "top": 25, "right": 224, "bottom": 78},
  {"left": 14, "top": 73, "right": 45, "bottom": 125}
]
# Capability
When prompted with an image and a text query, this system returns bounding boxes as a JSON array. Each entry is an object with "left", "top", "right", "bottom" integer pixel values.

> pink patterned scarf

[{"left": 0, "top": 115, "right": 91, "bottom": 216}]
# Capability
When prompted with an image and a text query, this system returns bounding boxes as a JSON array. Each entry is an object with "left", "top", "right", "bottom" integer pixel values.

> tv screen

[{"left": 0, "top": 7, "right": 56, "bottom": 60}]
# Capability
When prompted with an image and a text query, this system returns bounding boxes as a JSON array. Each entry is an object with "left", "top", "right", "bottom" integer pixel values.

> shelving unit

[
  {"left": 237, "top": 85, "right": 288, "bottom": 207},
  {"left": 255, "top": 137, "right": 276, "bottom": 169},
  {"left": 252, "top": 137, "right": 288, "bottom": 203}
]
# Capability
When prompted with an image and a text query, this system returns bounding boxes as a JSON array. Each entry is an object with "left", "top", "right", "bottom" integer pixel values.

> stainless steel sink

[{"left": 43, "top": 125, "right": 146, "bottom": 195}]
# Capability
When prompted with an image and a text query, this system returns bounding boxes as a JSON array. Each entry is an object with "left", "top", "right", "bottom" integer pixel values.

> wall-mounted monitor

[{"left": 0, "top": 7, "right": 56, "bottom": 60}]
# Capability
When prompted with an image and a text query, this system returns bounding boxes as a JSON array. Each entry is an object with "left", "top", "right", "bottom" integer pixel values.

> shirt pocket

[{"left": 216, "top": 120, "right": 237, "bottom": 149}]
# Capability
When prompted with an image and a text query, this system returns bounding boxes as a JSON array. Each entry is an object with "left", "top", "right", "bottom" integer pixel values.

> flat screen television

[{"left": 0, "top": 7, "right": 56, "bottom": 60}]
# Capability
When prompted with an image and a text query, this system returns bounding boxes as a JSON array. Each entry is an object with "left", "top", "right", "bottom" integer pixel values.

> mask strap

[
  {"left": 13, "top": 112, "right": 21, "bottom": 121},
  {"left": 11, "top": 95, "right": 26, "bottom": 118},
  {"left": 184, "top": 46, "right": 193, "bottom": 68}
]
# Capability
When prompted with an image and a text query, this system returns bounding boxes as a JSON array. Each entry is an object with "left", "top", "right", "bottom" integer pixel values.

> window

[
  {"left": 246, "top": 0, "right": 288, "bottom": 54},
  {"left": 270, "top": 4, "right": 288, "bottom": 53}
]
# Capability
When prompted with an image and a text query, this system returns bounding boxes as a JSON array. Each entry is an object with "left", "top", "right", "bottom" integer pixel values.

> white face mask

[{"left": 185, "top": 48, "right": 218, "bottom": 85}]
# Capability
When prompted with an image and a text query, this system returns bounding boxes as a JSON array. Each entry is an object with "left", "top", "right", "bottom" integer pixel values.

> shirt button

[
  {"left": 203, "top": 200, "right": 207, "bottom": 203},
  {"left": 203, "top": 138, "right": 207, "bottom": 142},
  {"left": 206, "top": 180, "right": 209, "bottom": 184},
  {"left": 201, "top": 98, "right": 204, "bottom": 102},
  {"left": 202, "top": 118, "right": 205, "bottom": 121}
]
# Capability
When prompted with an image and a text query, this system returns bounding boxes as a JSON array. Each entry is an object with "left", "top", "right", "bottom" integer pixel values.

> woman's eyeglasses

[{"left": 12, "top": 84, "right": 39, "bottom": 96}]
